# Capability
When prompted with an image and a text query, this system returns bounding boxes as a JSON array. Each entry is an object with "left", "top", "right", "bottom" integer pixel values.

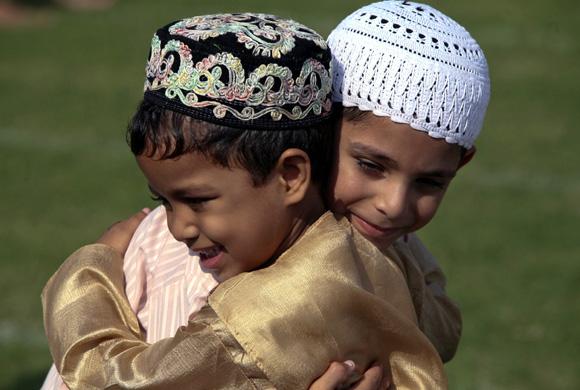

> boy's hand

[
  {"left": 309, "top": 361, "right": 390, "bottom": 390},
  {"left": 96, "top": 208, "right": 150, "bottom": 256}
]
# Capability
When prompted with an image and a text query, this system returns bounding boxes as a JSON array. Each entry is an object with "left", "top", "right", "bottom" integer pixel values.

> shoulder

[{"left": 211, "top": 212, "right": 415, "bottom": 321}]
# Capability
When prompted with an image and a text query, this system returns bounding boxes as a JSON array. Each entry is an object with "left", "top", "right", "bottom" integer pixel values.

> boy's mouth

[
  {"left": 349, "top": 213, "right": 403, "bottom": 243},
  {"left": 197, "top": 245, "right": 225, "bottom": 270}
]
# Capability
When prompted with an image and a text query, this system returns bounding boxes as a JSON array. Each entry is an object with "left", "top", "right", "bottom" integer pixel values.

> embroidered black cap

[{"left": 144, "top": 13, "right": 333, "bottom": 130}]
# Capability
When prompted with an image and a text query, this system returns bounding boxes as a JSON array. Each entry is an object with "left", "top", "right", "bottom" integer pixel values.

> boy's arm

[
  {"left": 43, "top": 212, "right": 385, "bottom": 390},
  {"left": 395, "top": 233, "right": 462, "bottom": 362},
  {"left": 42, "top": 243, "right": 269, "bottom": 390},
  {"left": 43, "top": 244, "right": 386, "bottom": 390}
]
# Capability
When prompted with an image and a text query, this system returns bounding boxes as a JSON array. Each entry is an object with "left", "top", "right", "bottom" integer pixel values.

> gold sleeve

[
  {"left": 42, "top": 244, "right": 271, "bottom": 390},
  {"left": 392, "top": 233, "right": 462, "bottom": 362}
]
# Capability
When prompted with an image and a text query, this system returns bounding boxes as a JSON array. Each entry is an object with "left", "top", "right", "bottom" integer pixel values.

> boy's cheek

[
  {"left": 330, "top": 170, "right": 369, "bottom": 207},
  {"left": 412, "top": 196, "right": 445, "bottom": 232}
]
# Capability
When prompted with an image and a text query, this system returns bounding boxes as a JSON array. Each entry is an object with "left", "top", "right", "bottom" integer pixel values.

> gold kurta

[
  {"left": 43, "top": 212, "right": 447, "bottom": 389},
  {"left": 391, "top": 234, "right": 462, "bottom": 362}
]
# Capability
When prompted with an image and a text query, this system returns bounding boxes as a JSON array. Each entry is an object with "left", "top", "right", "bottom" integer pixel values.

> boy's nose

[
  {"left": 374, "top": 181, "right": 410, "bottom": 222},
  {"left": 166, "top": 207, "right": 200, "bottom": 245}
]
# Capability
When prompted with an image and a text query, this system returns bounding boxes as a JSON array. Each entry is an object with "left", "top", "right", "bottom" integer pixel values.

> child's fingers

[
  {"left": 308, "top": 361, "right": 354, "bottom": 390},
  {"left": 126, "top": 208, "right": 151, "bottom": 230},
  {"left": 352, "top": 363, "right": 388, "bottom": 390},
  {"left": 96, "top": 208, "right": 151, "bottom": 256},
  {"left": 103, "top": 208, "right": 149, "bottom": 237}
]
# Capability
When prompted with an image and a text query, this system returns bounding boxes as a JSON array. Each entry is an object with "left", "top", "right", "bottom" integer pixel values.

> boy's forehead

[
  {"left": 342, "top": 114, "right": 464, "bottom": 170},
  {"left": 137, "top": 150, "right": 251, "bottom": 190},
  {"left": 142, "top": 13, "right": 333, "bottom": 132}
]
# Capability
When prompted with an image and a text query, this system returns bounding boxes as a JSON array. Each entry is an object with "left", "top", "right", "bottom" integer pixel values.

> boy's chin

[
  {"left": 209, "top": 267, "right": 246, "bottom": 283},
  {"left": 200, "top": 267, "right": 227, "bottom": 283},
  {"left": 208, "top": 269, "right": 229, "bottom": 283}
]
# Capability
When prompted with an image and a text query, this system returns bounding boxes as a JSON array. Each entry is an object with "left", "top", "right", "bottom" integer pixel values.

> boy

[
  {"left": 43, "top": 12, "right": 446, "bottom": 390},
  {"left": 326, "top": 0, "right": 489, "bottom": 359}
]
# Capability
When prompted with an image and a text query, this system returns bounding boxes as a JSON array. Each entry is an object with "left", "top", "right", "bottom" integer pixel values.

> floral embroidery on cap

[
  {"left": 143, "top": 13, "right": 333, "bottom": 128},
  {"left": 169, "top": 13, "right": 327, "bottom": 59},
  {"left": 145, "top": 35, "right": 332, "bottom": 122}
]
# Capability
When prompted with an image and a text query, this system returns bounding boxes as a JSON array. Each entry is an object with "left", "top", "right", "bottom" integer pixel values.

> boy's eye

[
  {"left": 356, "top": 158, "right": 384, "bottom": 174},
  {"left": 150, "top": 193, "right": 173, "bottom": 211},
  {"left": 150, "top": 194, "right": 168, "bottom": 205},
  {"left": 416, "top": 178, "right": 446, "bottom": 190},
  {"left": 185, "top": 197, "right": 216, "bottom": 210}
]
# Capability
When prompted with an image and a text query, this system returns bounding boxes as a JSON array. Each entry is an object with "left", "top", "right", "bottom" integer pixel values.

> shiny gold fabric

[
  {"left": 209, "top": 213, "right": 447, "bottom": 389},
  {"left": 392, "top": 234, "right": 462, "bottom": 362},
  {"left": 43, "top": 245, "right": 270, "bottom": 390},
  {"left": 43, "top": 212, "right": 447, "bottom": 389}
]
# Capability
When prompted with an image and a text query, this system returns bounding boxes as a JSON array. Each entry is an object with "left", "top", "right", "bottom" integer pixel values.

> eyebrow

[
  {"left": 350, "top": 142, "right": 399, "bottom": 169},
  {"left": 351, "top": 142, "right": 394, "bottom": 161},
  {"left": 420, "top": 169, "right": 457, "bottom": 179},
  {"left": 148, "top": 184, "right": 215, "bottom": 198},
  {"left": 349, "top": 142, "right": 457, "bottom": 178}
]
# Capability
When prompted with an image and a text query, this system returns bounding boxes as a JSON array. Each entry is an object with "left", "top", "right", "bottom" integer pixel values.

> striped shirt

[{"left": 40, "top": 206, "right": 217, "bottom": 389}]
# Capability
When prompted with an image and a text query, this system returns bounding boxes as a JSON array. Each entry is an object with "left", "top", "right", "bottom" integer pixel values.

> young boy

[{"left": 42, "top": 12, "right": 446, "bottom": 390}]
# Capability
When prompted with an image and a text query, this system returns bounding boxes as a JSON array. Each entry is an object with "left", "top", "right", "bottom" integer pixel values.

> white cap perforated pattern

[{"left": 328, "top": 1, "right": 490, "bottom": 148}]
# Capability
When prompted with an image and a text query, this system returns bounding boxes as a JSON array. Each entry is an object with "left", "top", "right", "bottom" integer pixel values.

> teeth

[{"left": 198, "top": 246, "right": 221, "bottom": 259}]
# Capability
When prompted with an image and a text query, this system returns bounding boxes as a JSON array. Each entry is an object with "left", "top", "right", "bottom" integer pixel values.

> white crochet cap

[{"left": 328, "top": 1, "right": 490, "bottom": 148}]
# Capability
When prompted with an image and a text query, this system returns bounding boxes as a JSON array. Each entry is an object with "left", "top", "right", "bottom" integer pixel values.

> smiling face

[
  {"left": 328, "top": 113, "right": 472, "bottom": 251},
  {"left": 137, "top": 151, "right": 293, "bottom": 282}
]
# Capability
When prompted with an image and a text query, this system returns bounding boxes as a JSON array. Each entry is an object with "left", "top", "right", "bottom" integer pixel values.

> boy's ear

[
  {"left": 275, "top": 149, "right": 311, "bottom": 206},
  {"left": 458, "top": 146, "right": 476, "bottom": 170}
]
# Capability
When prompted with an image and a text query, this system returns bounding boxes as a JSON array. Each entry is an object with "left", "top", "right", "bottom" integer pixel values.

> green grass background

[{"left": 1, "top": 0, "right": 578, "bottom": 388}]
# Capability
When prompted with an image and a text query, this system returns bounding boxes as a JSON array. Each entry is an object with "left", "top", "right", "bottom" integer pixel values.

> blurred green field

[{"left": 1, "top": 0, "right": 579, "bottom": 388}]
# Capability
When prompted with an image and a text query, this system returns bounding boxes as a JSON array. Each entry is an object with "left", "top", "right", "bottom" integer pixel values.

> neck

[{"left": 268, "top": 189, "right": 326, "bottom": 265}]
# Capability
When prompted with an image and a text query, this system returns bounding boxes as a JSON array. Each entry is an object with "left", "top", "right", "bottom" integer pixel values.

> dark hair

[
  {"left": 342, "top": 106, "right": 372, "bottom": 122},
  {"left": 127, "top": 99, "right": 336, "bottom": 185}
]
